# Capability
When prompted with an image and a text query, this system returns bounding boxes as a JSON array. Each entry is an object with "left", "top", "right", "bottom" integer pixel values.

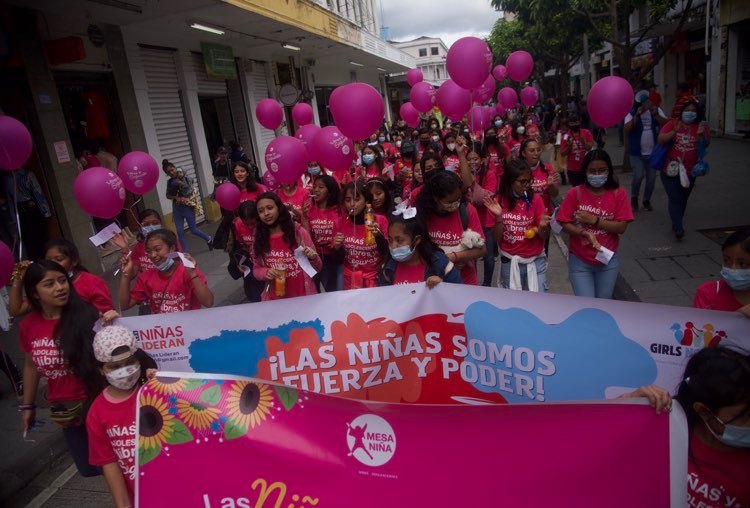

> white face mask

[
  {"left": 516, "top": 126, "right": 526, "bottom": 135},
  {"left": 396, "top": 140, "right": 402, "bottom": 148},
  {"left": 432, "top": 135, "right": 440, "bottom": 142},
  {"left": 446, "top": 143, "right": 456, "bottom": 151},
  {"left": 105, "top": 363, "right": 141, "bottom": 390}
]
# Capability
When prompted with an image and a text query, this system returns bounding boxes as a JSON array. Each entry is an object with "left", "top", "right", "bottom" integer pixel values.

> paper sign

[
  {"left": 385, "top": 164, "right": 395, "bottom": 180},
  {"left": 596, "top": 246, "right": 615, "bottom": 265},
  {"left": 168, "top": 251, "right": 195, "bottom": 268},
  {"left": 53, "top": 141, "right": 71, "bottom": 163},
  {"left": 238, "top": 255, "right": 252, "bottom": 278},
  {"left": 89, "top": 223, "right": 122, "bottom": 247},
  {"left": 294, "top": 246, "right": 318, "bottom": 277}
]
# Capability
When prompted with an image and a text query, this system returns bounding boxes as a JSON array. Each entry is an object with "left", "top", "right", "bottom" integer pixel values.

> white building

[{"left": 392, "top": 36, "right": 449, "bottom": 86}]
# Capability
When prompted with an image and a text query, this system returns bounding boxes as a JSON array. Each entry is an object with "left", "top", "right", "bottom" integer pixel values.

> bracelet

[{"left": 17, "top": 403, "right": 36, "bottom": 411}]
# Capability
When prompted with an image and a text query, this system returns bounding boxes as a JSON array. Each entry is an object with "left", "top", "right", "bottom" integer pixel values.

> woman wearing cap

[{"left": 163, "top": 159, "right": 212, "bottom": 252}]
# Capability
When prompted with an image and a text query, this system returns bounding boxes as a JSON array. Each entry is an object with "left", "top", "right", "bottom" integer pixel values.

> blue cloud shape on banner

[
  {"left": 463, "top": 302, "right": 657, "bottom": 403},
  {"left": 188, "top": 319, "right": 325, "bottom": 376}
]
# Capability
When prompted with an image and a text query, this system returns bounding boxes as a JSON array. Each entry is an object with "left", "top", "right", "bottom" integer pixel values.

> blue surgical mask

[
  {"left": 378, "top": 136, "right": 386, "bottom": 143},
  {"left": 705, "top": 415, "right": 750, "bottom": 448},
  {"left": 682, "top": 111, "right": 698, "bottom": 123},
  {"left": 141, "top": 224, "right": 161, "bottom": 236},
  {"left": 308, "top": 166, "right": 321, "bottom": 176},
  {"left": 587, "top": 174, "right": 608, "bottom": 188},
  {"left": 362, "top": 154, "right": 376, "bottom": 165},
  {"left": 390, "top": 244, "right": 415, "bottom": 262},
  {"left": 720, "top": 267, "right": 750, "bottom": 291},
  {"left": 494, "top": 120, "right": 503, "bottom": 127},
  {"left": 156, "top": 257, "right": 174, "bottom": 272}
]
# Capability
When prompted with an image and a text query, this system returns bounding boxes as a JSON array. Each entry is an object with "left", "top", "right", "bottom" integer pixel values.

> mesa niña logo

[{"left": 346, "top": 414, "right": 396, "bottom": 467}]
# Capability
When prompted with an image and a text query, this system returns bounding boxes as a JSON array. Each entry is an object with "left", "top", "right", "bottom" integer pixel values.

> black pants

[
  {"left": 0, "top": 350, "right": 21, "bottom": 391},
  {"left": 17, "top": 202, "right": 47, "bottom": 260},
  {"left": 62, "top": 424, "right": 101, "bottom": 477},
  {"left": 314, "top": 254, "right": 341, "bottom": 293},
  {"left": 243, "top": 274, "right": 265, "bottom": 303}
]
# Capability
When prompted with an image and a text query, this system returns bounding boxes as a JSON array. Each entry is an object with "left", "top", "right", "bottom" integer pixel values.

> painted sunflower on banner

[
  {"left": 223, "top": 381, "right": 275, "bottom": 439},
  {"left": 138, "top": 385, "right": 193, "bottom": 465}
]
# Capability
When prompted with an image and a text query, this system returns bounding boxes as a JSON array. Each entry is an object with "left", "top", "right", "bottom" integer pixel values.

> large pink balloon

[
  {"left": 264, "top": 136, "right": 308, "bottom": 185},
  {"left": 410, "top": 81, "right": 437, "bottom": 113},
  {"left": 472, "top": 74, "right": 496, "bottom": 104},
  {"left": 329, "top": 83, "right": 384, "bottom": 141},
  {"left": 483, "top": 106, "right": 495, "bottom": 126},
  {"left": 0, "top": 240, "right": 12, "bottom": 288},
  {"left": 311, "top": 126, "right": 356, "bottom": 173},
  {"left": 0, "top": 116, "right": 33, "bottom": 171},
  {"left": 117, "top": 151, "right": 159, "bottom": 194},
  {"left": 446, "top": 37, "right": 493, "bottom": 90},
  {"left": 73, "top": 167, "right": 126, "bottom": 219},
  {"left": 215, "top": 182, "right": 240, "bottom": 210},
  {"left": 496, "top": 104, "right": 507, "bottom": 117},
  {"left": 506, "top": 51, "right": 534, "bottom": 82},
  {"left": 399, "top": 102, "right": 420, "bottom": 128},
  {"left": 492, "top": 65, "right": 508, "bottom": 81},
  {"left": 520, "top": 86, "right": 539, "bottom": 107},
  {"left": 256, "top": 98, "right": 283, "bottom": 130},
  {"left": 468, "top": 106, "right": 489, "bottom": 132},
  {"left": 497, "top": 87, "right": 519, "bottom": 109},
  {"left": 588, "top": 76, "right": 635, "bottom": 127},
  {"left": 406, "top": 68, "right": 423, "bottom": 87},
  {"left": 437, "top": 79, "right": 472, "bottom": 118},
  {"left": 291, "top": 102, "right": 314, "bottom": 126},
  {"left": 295, "top": 124, "right": 322, "bottom": 161},
  {"left": 263, "top": 170, "right": 278, "bottom": 189}
]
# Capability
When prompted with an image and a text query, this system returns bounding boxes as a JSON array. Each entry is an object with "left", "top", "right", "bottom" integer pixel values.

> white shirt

[{"left": 625, "top": 107, "right": 667, "bottom": 156}]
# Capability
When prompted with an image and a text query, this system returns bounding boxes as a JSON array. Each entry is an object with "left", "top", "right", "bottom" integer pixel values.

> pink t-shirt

[
  {"left": 443, "top": 153, "right": 460, "bottom": 172},
  {"left": 693, "top": 280, "right": 743, "bottom": 313},
  {"left": 130, "top": 242, "right": 151, "bottom": 273},
  {"left": 239, "top": 184, "right": 266, "bottom": 203},
  {"left": 498, "top": 193, "right": 545, "bottom": 258},
  {"left": 505, "top": 138, "right": 522, "bottom": 160},
  {"left": 130, "top": 263, "right": 208, "bottom": 314},
  {"left": 394, "top": 262, "right": 426, "bottom": 285},
  {"left": 19, "top": 313, "right": 86, "bottom": 402},
  {"left": 475, "top": 167, "right": 499, "bottom": 228},
  {"left": 663, "top": 119, "right": 708, "bottom": 173},
  {"left": 556, "top": 185, "right": 634, "bottom": 265},
  {"left": 278, "top": 185, "right": 310, "bottom": 217},
  {"left": 73, "top": 271, "right": 113, "bottom": 313},
  {"left": 560, "top": 129, "right": 594, "bottom": 171},
  {"left": 233, "top": 218, "right": 255, "bottom": 253},
  {"left": 86, "top": 388, "right": 138, "bottom": 503},
  {"left": 486, "top": 145, "right": 505, "bottom": 181},
  {"left": 259, "top": 233, "right": 309, "bottom": 300},
  {"left": 307, "top": 206, "right": 339, "bottom": 255},
  {"left": 427, "top": 203, "right": 484, "bottom": 285},
  {"left": 687, "top": 432, "right": 750, "bottom": 508},
  {"left": 530, "top": 162, "right": 555, "bottom": 214},
  {"left": 334, "top": 214, "right": 389, "bottom": 273}
]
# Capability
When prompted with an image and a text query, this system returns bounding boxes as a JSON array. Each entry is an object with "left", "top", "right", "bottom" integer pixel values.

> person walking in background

[
  {"left": 163, "top": 160, "right": 212, "bottom": 252},
  {"left": 560, "top": 114, "right": 594, "bottom": 187},
  {"left": 671, "top": 82, "right": 697, "bottom": 119}
]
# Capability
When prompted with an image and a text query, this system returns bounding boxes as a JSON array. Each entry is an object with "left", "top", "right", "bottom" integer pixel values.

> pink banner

[{"left": 137, "top": 372, "right": 686, "bottom": 507}]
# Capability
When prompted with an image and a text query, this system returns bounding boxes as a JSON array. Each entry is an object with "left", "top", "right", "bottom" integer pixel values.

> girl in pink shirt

[
  {"left": 232, "top": 161, "right": 266, "bottom": 203},
  {"left": 252, "top": 192, "right": 322, "bottom": 300},
  {"left": 278, "top": 181, "right": 310, "bottom": 222},
  {"left": 229, "top": 201, "right": 264, "bottom": 303},
  {"left": 301, "top": 175, "right": 342, "bottom": 292}
]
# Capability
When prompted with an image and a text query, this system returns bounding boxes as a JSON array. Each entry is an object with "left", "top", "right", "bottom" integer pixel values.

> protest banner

[
  {"left": 136, "top": 371, "right": 687, "bottom": 507},
  {"left": 120, "top": 283, "right": 749, "bottom": 405}
]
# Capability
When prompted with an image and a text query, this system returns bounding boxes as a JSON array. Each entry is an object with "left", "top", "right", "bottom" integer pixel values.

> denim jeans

[
  {"left": 659, "top": 172, "right": 695, "bottom": 233},
  {"left": 482, "top": 227, "right": 497, "bottom": 287},
  {"left": 63, "top": 424, "right": 101, "bottom": 477},
  {"left": 631, "top": 155, "right": 657, "bottom": 203},
  {"left": 499, "top": 255, "right": 548, "bottom": 292},
  {"left": 173, "top": 203, "right": 211, "bottom": 251},
  {"left": 568, "top": 251, "right": 619, "bottom": 299}
]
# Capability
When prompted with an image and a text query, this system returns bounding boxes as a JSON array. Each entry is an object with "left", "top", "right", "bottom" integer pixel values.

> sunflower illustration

[
  {"left": 176, "top": 399, "right": 222, "bottom": 431},
  {"left": 148, "top": 376, "right": 189, "bottom": 396},
  {"left": 139, "top": 391, "right": 176, "bottom": 450},
  {"left": 225, "top": 382, "right": 274, "bottom": 434}
]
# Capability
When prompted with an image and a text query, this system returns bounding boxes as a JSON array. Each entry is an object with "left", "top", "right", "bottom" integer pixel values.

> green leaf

[
  {"left": 199, "top": 384, "right": 222, "bottom": 406},
  {"left": 138, "top": 443, "right": 161, "bottom": 466},
  {"left": 223, "top": 419, "right": 247, "bottom": 441},
  {"left": 274, "top": 385, "right": 298, "bottom": 411},
  {"left": 184, "top": 378, "right": 205, "bottom": 391},
  {"left": 165, "top": 420, "right": 193, "bottom": 445}
]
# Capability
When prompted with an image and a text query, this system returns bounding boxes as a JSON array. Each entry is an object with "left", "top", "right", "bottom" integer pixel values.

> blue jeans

[
  {"left": 631, "top": 155, "right": 657, "bottom": 203},
  {"left": 63, "top": 424, "right": 101, "bottom": 477},
  {"left": 568, "top": 251, "right": 619, "bottom": 299},
  {"left": 499, "top": 255, "right": 548, "bottom": 292},
  {"left": 482, "top": 227, "right": 497, "bottom": 287},
  {"left": 660, "top": 172, "right": 695, "bottom": 233},
  {"left": 173, "top": 203, "right": 211, "bottom": 251}
]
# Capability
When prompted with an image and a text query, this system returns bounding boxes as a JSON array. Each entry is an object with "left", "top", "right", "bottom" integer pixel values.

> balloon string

[{"left": 11, "top": 170, "right": 22, "bottom": 261}]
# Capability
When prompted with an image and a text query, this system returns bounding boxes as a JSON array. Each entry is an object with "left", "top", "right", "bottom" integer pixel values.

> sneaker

[
  {"left": 675, "top": 229, "right": 685, "bottom": 240},
  {"left": 631, "top": 197, "right": 638, "bottom": 212},
  {"left": 643, "top": 200, "right": 653, "bottom": 211}
]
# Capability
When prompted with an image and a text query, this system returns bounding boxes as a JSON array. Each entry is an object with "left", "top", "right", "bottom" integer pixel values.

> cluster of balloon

[
  {"left": 256, "top": 98, "right": 284, "bottom": 130},
  {"left": 410, "top": 81, "right": 437, "bottom": 113},
  {"left": 311, "top": 126, "right": 355, "bottom": 173},
  {"left": 472, "top": 74, "right": 496, "bottom": 105},
  {"left": 215, "top": 182, "right": 241, "bottom": 210},
  {"left": 399, "top": 102, "right": 420, "bottom": 128},
  {"left": 264, "top": 135, "right": 308, "bottom": 185},
  {"left": 295, "top": 123, "right": 322, "bottom": 161},
  {"left": 291, "top": 102, "right": 314, "bottom": 126},
  {"left": 437, "top": 79, "right": 472, "bottom": 119},
  {"left": 74, "top": 166, "right": 126, "bottom": 219},
  {"left": 587, "top": 76, "right": 634, "bottom": 127}
]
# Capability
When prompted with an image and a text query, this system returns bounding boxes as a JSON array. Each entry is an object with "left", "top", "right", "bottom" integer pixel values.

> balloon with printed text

[
  {"left": 311, "top": 126, "right": 356, "bottom": 173},
  {"left": 74, "top": 167, "right": 126, "bottom": 218},
  {"left": 264, "top": 136, "right": 308, "bottom": 185},
  {"left": 118, "top": 151, "right": 159, "bottom": 194},
  {"left": 0, "top": 115, "right": 33, "bottom": 171},
  {"left": 329, "top": 83, "right": 384, "bottom": 141}
]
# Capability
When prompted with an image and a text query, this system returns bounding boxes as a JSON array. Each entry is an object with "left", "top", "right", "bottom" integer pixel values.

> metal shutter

[
  {"left": 250, "top": 65, "right": 276, "bottom": 165},
  {"left": 140, "top": 47, "right": 204, "bottom": 222},
  {"left": 215, "top": 97, "right": 235, "bottom": 147},
  {"left": 226, "top": 79, "right": 253, "bottom": 159},
  {"left": 191, "top": 52, "right": 227, "bottom": 97}
]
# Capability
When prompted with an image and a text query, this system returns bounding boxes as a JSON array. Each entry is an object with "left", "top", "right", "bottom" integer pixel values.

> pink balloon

[
  {"left": 215, "top": 182, "right": 240, "bottom": 210},
  {"left": 437, "top": 79, "right": 472, "bottom": 118},
  {"left": 410, "top": 81, "right": 437, "bottom": 113},
  {"left": 447, "top": 112, "right": 464, "bottom": 122},
  {"left": 292, "top": 102, "right": 314, "bottom": 126},
  {"left": 492, "top": 65, "right": 508, "bottom": 81},
  {"left": 588, "top": 76, "right": 635, "bottom": 128},
  {"left": 497, "top": 87, "right": 519, "bottom": 109},
  {"left": 263, "top": 170, "right": 278, "bottom": 189},
  {"left": 73, "top": 167, "right": 126, "bottom": 219},
  {"left": 311, "top": 126, "right": 356, "bottom": 173},
  {"left": 117, "top": 151, "right": 159, "bottom": 194},
  {"left": 295, "top": 124, "right": 322, "bottom": 161},
  {"left": 329, "top": 83, "right": 384, "bottom": 141},
  {"left": 264, "top": 136, "right": 308, "bottom": 185},
  {"left": 520, "top": 86, "right": 539, "bottom": 107},
  {"left": 0, "top": 116, "right": 33, "bottom": 171},
  {"left": 472, "top": 74, "right": 496, "bottom": 104},
  {"left": 496, "top": 104, "right": 507, "bottom": 117},
  {"left": 506, "top": 51, "right": 534, "bottom": 82},
  {"left": 483, "top": 106, "right": 495, "bottom": 126},
  {"left": 256, "top": 98, "right": 284, "bottom": 130},
  {"left": 0, "top": 241, "right": 12, "bottom": 288},
  {"left": 406, "top": 68, "right": 424, "bottom": 87},
  {"left": 399, "top": 102, "right": 420, "bottom": 128},
  {"left": 446, "top": 37, "right": 493, "bottom": 91},
  {"left": 468, "top": 106, "right": 489, "bottom": 132}
]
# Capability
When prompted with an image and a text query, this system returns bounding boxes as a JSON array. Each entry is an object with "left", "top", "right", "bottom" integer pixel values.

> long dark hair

[
  {"left": 468, "top": 142, "right": 488, "bottom": 186},
  {"left": 722, "top": 227, "right": 750, "bottom": 254},
  {"left": 499, "top": 159, "right": 532, "bottom": 212},
  {"left": 482, "top": 127, "right": 505, "bottom": 159},
  {"left": 44, "top": 238, "right": 88, "bottom": 273},
  {"left": 253, "top": 191, "right": 298, "bottom": 258},
  {"left": 366, "top": 177, "right": 393, "bottom": 215},
  {"left": 387, "top": 212, "right": 437, "bottom": 268},
  {"left": 415, "top": 170, "right": 464, "bottom": 232},
  {"left": 136, "top": 209, "right": 163, "bottom": 241},
  {"left": 340, "top": 180, "right": 373, "bottom": 224},
  {"left": 582, "top": 149, "right": 619, "bottom": 190},
  {"left": 313, "top": 174, "right": 341, "bottom": 210},
  {"left": 23, "top": 260, "right": 104, "bottom": 396},
  {"left": 229, "top": 161, "right": 259, "bottom": 192}
]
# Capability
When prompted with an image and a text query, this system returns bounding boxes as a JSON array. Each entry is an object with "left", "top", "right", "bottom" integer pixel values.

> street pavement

[{"left": 1, "top": 131, "right": 748, "bottom": 507}]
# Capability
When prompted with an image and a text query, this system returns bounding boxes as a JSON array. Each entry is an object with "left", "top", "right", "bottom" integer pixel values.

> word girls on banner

[
  {"left": 135, "top": 372, "right": 686, "bottom": 507},
  {"left": 120, "top": 284, "right": 750, "bottom": 405}
]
